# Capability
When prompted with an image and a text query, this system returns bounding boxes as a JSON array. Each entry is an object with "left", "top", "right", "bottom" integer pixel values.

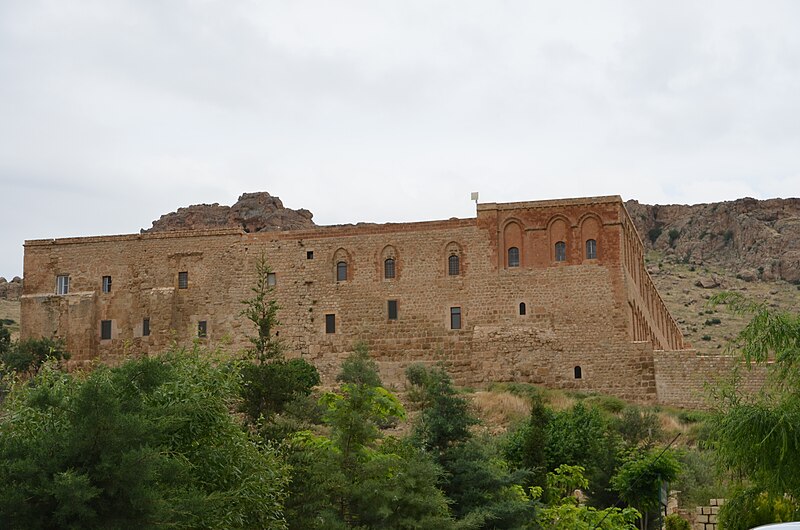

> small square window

[
  {"left": 307, "top": 250, "right": 314, "bottom": 260},
  {"left": 56, "top": 275, "right": 70, "bottom": 295},
  {"left": 102, "top": 275, "right": 112, "bottom": 293},
  {"left": 267, "top": 272, "right": 276, "bottom": 287},
  {"left": 142, "top": 318, "right": 150, "bottom": 337},
  {"left": 450, "top": 307, "right": 462, "bottom": 330},
  {"left": 388, "top": 300, "right": 398, "bottom": 320},
  {"left": 100, "top": 320, "right": 112, "bottom": 340},
  {"left": 198, "top": 321, "right": 207, "bottom": 338},
  {"left": 325, "top": 314, "right": 336, "bottom": 334},
  {"left": 178, "top": 271, "right": 188, "bottom": 289}
]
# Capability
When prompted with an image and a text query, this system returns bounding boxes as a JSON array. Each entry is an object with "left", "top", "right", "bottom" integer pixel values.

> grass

[{"left": 0, "top": 300, "right": 20, "bottom": 340}]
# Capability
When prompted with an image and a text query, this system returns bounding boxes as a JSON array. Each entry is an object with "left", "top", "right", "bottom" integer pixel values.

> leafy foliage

[
  {"left": 241, "top": 254, "right": 282, "bottom": 362},
  {"left": 664, "top": 514, "right": 691, "bottom": 530},
  {"left": 611, "top": 447, "right": 680, "bottom": 520},
  {"left": 239, "top": 358, "right": 320, "bottom": 423},
  {"left": 0, "top": 350, "right": 289, "bottom": 529},
  {"left": 0, "top": 336, "right": 69, "bottom": 376}
]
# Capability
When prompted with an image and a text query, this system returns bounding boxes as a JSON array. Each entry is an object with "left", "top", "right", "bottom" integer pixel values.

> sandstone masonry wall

[{"left": 23, "top": 196, "right": 695, "bottom": 403}]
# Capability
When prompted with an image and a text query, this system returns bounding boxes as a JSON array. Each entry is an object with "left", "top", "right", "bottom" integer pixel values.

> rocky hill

[
  {"left": 625, "top": 197, "right": 800, "bottom": 283},
  {"left": 145, "top": 192, "right": 315, "bottom": 233},
  {"left": 0, "top": 277, "right": 22, "bottom": 301}
]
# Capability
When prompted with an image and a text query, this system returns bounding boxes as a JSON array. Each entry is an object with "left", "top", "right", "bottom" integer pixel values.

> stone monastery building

[{"left": 22, "top": 195, "right": 736, "bottom": 407}]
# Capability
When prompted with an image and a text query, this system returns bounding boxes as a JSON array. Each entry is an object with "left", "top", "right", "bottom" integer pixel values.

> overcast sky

[{"left": 1, "top": 1, "right": 799, "bottom": 277}]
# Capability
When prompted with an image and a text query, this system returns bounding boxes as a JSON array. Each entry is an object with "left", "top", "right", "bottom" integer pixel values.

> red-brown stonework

[{"left": 22, "top": 195, "right": 730, "bottom": 405}]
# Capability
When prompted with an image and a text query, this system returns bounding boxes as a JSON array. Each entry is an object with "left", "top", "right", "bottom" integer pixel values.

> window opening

[
  {"left": 102, "top": 275, "right": 112, "bottom": 293},
  {"left": 267, "top": 272, "right": 276, "bottom": 287},
  {"left": 198, "top": 321, "right": 207, "bottom": 338},
  {"left": 178, "top": 271, "right": 189, "bottom": 289},
  {"left": 56, "top": 275, "right": 70, "bottom": 295},
  {"left": 100, "top": 320, "right": 112, "bottom": 340},
  {"left": 143, "top": 318, "right": 150, "bottom": 337},
  {"left": 325, "top": 314, "right": 336, "bottom": 334},
  {"left": 307, "top": 250, "right": 314, "bottom": 260},
  {"left": 555, "top": 241, "right": 566, "bottom": 262},
  {"left": 336, "top": 261, "right": 347, "bottom": 282},
  {"left": 508, "top": 247, "right": 520, "bottom": 267},
  {"left": 384, "top": 258, "right": 396, "bottom": 279},
  {"left": 448, "top": 254, "right": 460, "bottom": 276},
  {"left": 519, "top": 302, "right": 526, "bottom": 315},
  {"left": 586, "top": 239, "right": 597, "bottom": 259},
  {"left": 450, "top": 307, "right": 462, "bottom": 330},
  {"left": 388, "top": 300, "right": 398, "bottom": 320},
  {"left": 574, "top": 366, "right": 582, "bottom": 379}
]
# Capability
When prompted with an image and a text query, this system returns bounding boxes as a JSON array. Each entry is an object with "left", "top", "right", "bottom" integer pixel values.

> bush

[
  {"left": 701, "top": 335, "right": 712, "bottom": 341},
  {"left": 668, "top": 229, "right": 681, "bottom": 247},
  {"left": 648, "top": 227, "right": 663, "bottom": 244},
  {"left": 584, "top": 395, "right": 626, "bottom": 414},
  {"left": 677, "top": 410, "right": 705, "bottom": 424},
  {"left": 240, "top": 358, "right": 321, "bottom": 422},
  {"left": 665, "top": 513, "right": 691, "bottom": 530},
  {"left": 704, "top": 318, "right": 722, "bottom": 326}
]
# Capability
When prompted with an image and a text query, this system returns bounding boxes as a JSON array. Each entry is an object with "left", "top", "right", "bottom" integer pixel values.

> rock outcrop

[
  {"left": 0, "top": 276, "right": 23, "bottom": 301},
  {"left": 625, "top": 197, "right": 800, "bottom": 283},
  {"left": 145, "top": 192, "right": 315, "bottom": 233}
]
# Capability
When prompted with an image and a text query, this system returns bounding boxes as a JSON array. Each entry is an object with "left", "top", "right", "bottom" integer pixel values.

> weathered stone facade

[{"left": 22, "top": 195, "right": 734, "bottom": 405}]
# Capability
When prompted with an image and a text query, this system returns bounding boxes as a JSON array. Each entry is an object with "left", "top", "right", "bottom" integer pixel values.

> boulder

[{"left": 736, "top": 269, "right": 757, "bottom": 282}]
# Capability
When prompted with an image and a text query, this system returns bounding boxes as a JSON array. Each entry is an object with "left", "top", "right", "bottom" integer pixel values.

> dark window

[
  {"left": 450, "top": 307, "right": 462, "bottom": 330},
  {"left": 336, "top": 261, "right": 347, "bottom": 282},
  {"left": 388, "top": 300, "right": 398, "bottom": 320},
  {"left": 586, "top": 239, "right": 597, "bottom": 259},
  {"left": 100, "top": 320, "right": 112, "bottom": 340},
  {"left": 574, "top": 366, "right": 582, "bottom": 379},
  {"left": 178, "top": 271, "right": 189, "bottom": 289},
  {"left": 555, "top": 241, "right": 566, "bottom": 262},
  {"left": 56, "top": 275, "right": 70, "bottom": 295},
  {"left": 307, "top": 250, "right": 314, "bottom": 260},
  {"left": 142, "top": 318, "right": 150, "bottom": 337},
  {"left": 519, "top": 302, "right": 526, "bottom": 315},
  {"left": 198, "top": 321, "right": 207, "bottom": 338},
  {"left": 384, "top": 258, "right": 396, "bottom": 279},
  {"left": 267, "top": 272, "right": 276, "bottom": 287},
  {"left": 448, "top": 254, "right": 460, "bottom": 276},
  {"left": 102, "top": 275, "right": 112, "bottom": 293},
  {"left": 325, "top": 314, "right": 336, "bottom": 334},
  {"left": 508, "top": 247, "right": 520, "bottom": 267}
]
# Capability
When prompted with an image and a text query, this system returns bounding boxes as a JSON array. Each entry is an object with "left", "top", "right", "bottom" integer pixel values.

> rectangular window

[
  {"left": 56, "top": 275, "right": 70, "bottom": 295},
  {"left": 198, "top": 321, "right": 207, "bottom": 338},
  {"left": 450, "top": 307, "right": 462, "bottom": 330},
  {"left": 100, "top": 320, "right": 112, "bottom": 340},
  {"left": 178, "top": 271, "right": 188, "bottom": 289},
  {"left": 388, "top": 300, "right": 398, "bottom": 320},
  {"left": 306, "top": 250, "right": 314, "bottom": 260},
  {"left": 267, "top": 272, "right": 276, "bottom": 287},
  {"left": 142, "top": 318, "right": 150, "bottom": 337},
  {"left": 325, "top": 314, "right": 336, "bottom": 334},
  {"left": 102, "top": 275, "right": 112, "bottom": 293}
]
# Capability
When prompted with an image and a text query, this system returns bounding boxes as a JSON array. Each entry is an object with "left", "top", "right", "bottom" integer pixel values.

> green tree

[
  {"left": 240, "top": 358, "right": 320, "bottom": 423},
  {"left": 282, "top": 348, "right": 453, "bottom": 529},
  {"left": 0, "top": 350, "right": 289, "bottom": 529},
  {"left": 611, "top": 448, "right": 680, "bottom": 530},
  {"left": 0, "top": 336, "right": 69, "bottom": 376},
  {"left": 241, "top": 254, "right": 282, "bottom": 363},
  {"left": 504, "top": 395, "right": 550, "bottom": 492},
  {"left": 706, "top": 292, "right": 800, "bottom": 525},
  {"left": 406, "top": 363, "right": 535, "bottom": 528},
  {"left": 534, "top": 465, "right": 640, "bottom": 530}
]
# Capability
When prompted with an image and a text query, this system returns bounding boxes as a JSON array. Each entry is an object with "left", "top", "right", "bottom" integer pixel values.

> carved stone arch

[
  {"left": 333, "top": 248, "right": 352, "bottom": 282},
  {"left": 502, "top": 218, "right": 524, "bottom": 268},
  {"left": 380, "top": 244, "right": 398, "bottom": 279},
  {"left": 579, "top": 213, "right": 602, "bottom": 260},
  {"left": 547, "top": 215, "right": 570, "bottom": 262},
  {"left": 445, "top": 241, "right": 464, "bottom": 276}
]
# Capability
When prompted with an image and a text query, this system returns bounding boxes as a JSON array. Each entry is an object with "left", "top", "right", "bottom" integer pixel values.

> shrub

[
  {"left": 584, "top": 395, "right": 626, "bottom": 414},
  {"left": 668, "top": 229, "right": 681, "bottom": 247},
  {"left": 648, "top": 227, "right": 663, "bottom": 244},
  {"left": 701, "top": 335, "right": 712, "bottom": 341},
  {"left": 665, "top": 513, "right": 691, "bottom": 530},
  {"left": 704, "top": 318, "right": 722, "bottom": 326},
  {"left": 723, "top": 230, "right": 734, "bottom": 244}
]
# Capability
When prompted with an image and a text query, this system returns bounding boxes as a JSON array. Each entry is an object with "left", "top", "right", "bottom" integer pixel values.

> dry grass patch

[
  {"left": 0, "top": 299, "right": 20, "bottom": 340},
  {"left": 471, "top": 391, "right": 531, "bottom": 433}
]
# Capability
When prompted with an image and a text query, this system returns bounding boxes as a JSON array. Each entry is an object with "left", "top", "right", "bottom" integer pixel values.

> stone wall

[{"left": 22, "top": 196, "right": 690, "bottom": 402}]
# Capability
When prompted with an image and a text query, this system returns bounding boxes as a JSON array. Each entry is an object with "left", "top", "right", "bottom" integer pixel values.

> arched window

[
  {"left": 555, "top": 241, "right": 566, "bottom": 262},
  {"left": 384, "top": 258, "right": 396, "bottom": 279},
  {"left": 448, "top": 254, "right": 460, "bottom": 276},
  {"left": 586, "top": 239, "right": 597, "bottom": 260},
  {"left": 574, "top": 366, "right": 582, "bottom": 379},
  {"left": 336, "top": 261, "right": 348, "bottom": 282},
  {"left": 508, "top": 247, "right": 520, "bottom": 267},
  {"left": 519, "top": 302, "right": 526, "bottom": 315}
]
